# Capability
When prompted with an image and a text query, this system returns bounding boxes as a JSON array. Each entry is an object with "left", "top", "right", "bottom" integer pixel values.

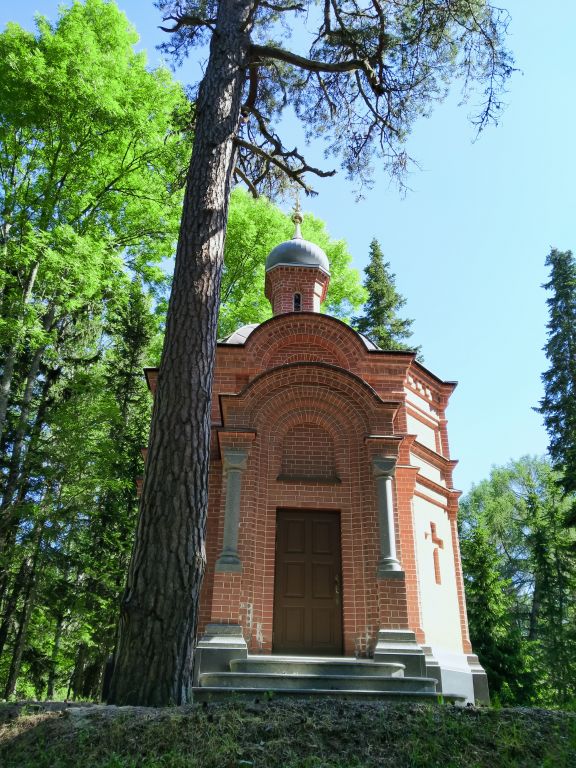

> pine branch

[
  {"left": 234, "top": 138, "right": 336, "bottom": 192},
  {"left": 248, "top": 44, "right": 384, "bottom": 94},
  {"left": 159, "top": 14, "right": 216, "bottom": 33}
]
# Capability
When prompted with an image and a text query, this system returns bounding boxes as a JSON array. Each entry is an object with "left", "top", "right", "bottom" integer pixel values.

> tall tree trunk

[
  {"left": 108, "top": 0, "right": 254, "bottom": 706},
  {"left": 0, "top": 363, "right": 59, "bottom": 552},
  {"left": 2, "top": 531, "right": 41, "bottom": 699},
  {"left": 0, "top": 344, "right": 47, "bottom": 509},
  {"left": 46, "top": 614, "right": 64, "bottom": 700},
  {"left": 528, "top": 577, "right": 541, "bottom": 642},
  {"left": 69, "top": 643, "right": 88, "bottom": 701},
  {"left": 0, "top": 555, "right": 31, "bottom": 660}
]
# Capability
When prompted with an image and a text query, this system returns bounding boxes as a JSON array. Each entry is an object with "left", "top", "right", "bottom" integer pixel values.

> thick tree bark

[{"left": 108, "top": 0, "right": 255, "bottom": 706}]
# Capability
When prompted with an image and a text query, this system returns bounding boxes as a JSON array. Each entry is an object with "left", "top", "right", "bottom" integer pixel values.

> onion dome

[{"left": 265, "top": 202, "right": 330, "bottom": 275}]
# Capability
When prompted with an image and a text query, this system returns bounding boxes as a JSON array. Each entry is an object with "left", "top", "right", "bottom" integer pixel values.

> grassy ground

[{"left": 1, "top": 699, "right": 575, "bottom": 768}]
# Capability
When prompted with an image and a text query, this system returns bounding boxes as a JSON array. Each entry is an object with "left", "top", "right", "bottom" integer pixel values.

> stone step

[
  {"left": 193, "top": 687, "right": 466, "bottom": 705},
  {"left": 230, "top": 657, "right": 405, "bottom": 678},
  {"left": 199, "top": 672, "right": 437, "bottom": 692}
]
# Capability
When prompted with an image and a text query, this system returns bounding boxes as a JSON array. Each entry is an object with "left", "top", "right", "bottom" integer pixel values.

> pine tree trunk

[
  {"left": 108, "top": 0, "right": 254, "bottom": 707},
  {"left": 46, "top": 614, "right": 64, "bottom": 700}
]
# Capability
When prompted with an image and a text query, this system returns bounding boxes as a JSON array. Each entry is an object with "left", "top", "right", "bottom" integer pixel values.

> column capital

[
  {"left": 222, "top": 447, "right": 248, "bottom": 472},
  {"left": 372, "top": 456, "right": 397, "bottom": 479}
]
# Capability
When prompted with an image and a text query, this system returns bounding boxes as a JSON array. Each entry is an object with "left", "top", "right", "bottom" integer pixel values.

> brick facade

[{"left": 145, "top": 312, "right": 472, "bottom": 659}]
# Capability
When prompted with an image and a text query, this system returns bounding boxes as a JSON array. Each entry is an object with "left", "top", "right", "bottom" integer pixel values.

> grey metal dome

[
  {"left": 265, "top": 237, "right": 330, "bottom": 273},
  {"left": 265, "top": 205, "right": 330, "bottom": 274},
  {"left": 219, "top": 323, "right": 259, "bottom": 344}
]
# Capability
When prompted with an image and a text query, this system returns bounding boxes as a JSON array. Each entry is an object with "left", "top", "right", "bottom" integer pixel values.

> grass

[{"left": 1, "top": 699, "right": 575, "bottom": 768}]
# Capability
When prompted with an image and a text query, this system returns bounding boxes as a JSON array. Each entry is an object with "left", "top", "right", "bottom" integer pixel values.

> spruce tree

[
  {"left": 352, "top": 238, "right": 418, "bottom": 353},
  {"left": 538, "top": 249, "right": 576, "bottom": 513},
  {"left": 459, "top": 519, "right": 536, "bottom": 705}
]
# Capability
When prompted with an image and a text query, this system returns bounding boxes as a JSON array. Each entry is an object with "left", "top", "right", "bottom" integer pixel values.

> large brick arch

[
  {"left": 253, "top": 398, "right": 361, "bottom": 487},
  {"left": 219, "top": 362, "right": 399, "bottom": 437},
  {"left": 241, "top": 313, "right": 371, "bottom": 373},
  {"left": 213, "top": 363, "right": 400, "bottom": 656}
]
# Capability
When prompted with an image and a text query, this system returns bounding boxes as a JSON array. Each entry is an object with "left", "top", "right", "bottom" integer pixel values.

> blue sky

[{"left": 2, "top": 1, "right": 573, "bottom": 494}]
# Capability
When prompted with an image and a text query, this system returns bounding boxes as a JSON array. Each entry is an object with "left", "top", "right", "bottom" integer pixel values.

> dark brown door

[{"left": 273, "top": 510, "right": 343, "bottom": 655}]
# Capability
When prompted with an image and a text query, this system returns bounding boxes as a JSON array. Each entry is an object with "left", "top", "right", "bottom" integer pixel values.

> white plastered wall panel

[
  {"left": 412, "top": 494, "right": 463, "bottom": 652},
  {"left": 406, "top": 413, "right": 437, "bottom": 452},
  {"left": 404, "top": 386, "right": 438, "bottom": 417},
  {"left": 410, "top": 453, "right": 445, "bottom": 486}
]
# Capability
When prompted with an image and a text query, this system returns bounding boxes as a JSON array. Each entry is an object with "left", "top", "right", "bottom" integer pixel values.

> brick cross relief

[{"left": 425, "top": 522, "right": 444, "bottom": 585}]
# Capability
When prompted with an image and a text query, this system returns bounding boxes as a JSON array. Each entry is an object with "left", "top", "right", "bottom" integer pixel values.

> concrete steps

[
  {"left": 200, "top": 672, "right": 437, "bottom": 692},
  {"left": 230, "top": 657, "right": 405, "bottom": 678},
  {"left": 194, "top": 655, "right": 466, "bottom": 704}
]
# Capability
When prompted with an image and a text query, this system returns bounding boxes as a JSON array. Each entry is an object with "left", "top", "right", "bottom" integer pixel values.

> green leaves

[
  {"left": 0, "top": 0, "right": 188, "bottom": 262},
  {"left": 0, "top": 0, "right": 189, "bottom": 699},
  {"left": 219, "top": 189, "right": 364, "bottom": 337}
]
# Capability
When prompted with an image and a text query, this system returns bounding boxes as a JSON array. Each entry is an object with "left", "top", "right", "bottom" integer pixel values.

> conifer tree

[
  {"left": 538, "top": 249, "right": 576, "bottom": 514},
  {"left": 352, "top": 238, "right": 418, "bottom": 353},
  {"left": 459, "top": 518, "right": 535, "bottom": 705}
]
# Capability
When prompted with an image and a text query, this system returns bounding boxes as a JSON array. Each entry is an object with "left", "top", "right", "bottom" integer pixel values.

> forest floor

[{"left": 0, "top": 698, "right": 575, "bottom": 768}]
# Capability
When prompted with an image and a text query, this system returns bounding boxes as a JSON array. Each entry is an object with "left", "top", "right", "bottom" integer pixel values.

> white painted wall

[
  {"left": 406, "top": 413, "right": 437, "bottom": 452},
  {"left": 404, "top": 385, "right": 438, "bottom": 417},
  {"left": 413, "top": 494, "right": 463, "bottom": 652},
  {"left": 410, "top": 453, "right": 445, "bottom": 485}
]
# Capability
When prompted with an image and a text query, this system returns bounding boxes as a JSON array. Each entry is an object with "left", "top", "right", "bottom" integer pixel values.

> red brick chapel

[{"left": 144, "top": 208, "right": 488, "bottom": 703}]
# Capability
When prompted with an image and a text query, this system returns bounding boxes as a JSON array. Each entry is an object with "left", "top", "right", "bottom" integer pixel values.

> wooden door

[{"left": 273, "top": 510, "right": 343, "bottom": 655}]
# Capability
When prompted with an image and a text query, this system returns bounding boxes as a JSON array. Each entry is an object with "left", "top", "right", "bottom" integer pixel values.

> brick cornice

[{"left": 410, "top": 440, "right": 459, "bottom": 476}]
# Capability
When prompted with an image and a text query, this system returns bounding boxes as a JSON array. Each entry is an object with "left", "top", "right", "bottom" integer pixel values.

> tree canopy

[
  {"left": 0, "top": 0, "right": 189, "bottom": 699},
  {"left": 159, "top": 0, "right": 513, "bottom": 193}
]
